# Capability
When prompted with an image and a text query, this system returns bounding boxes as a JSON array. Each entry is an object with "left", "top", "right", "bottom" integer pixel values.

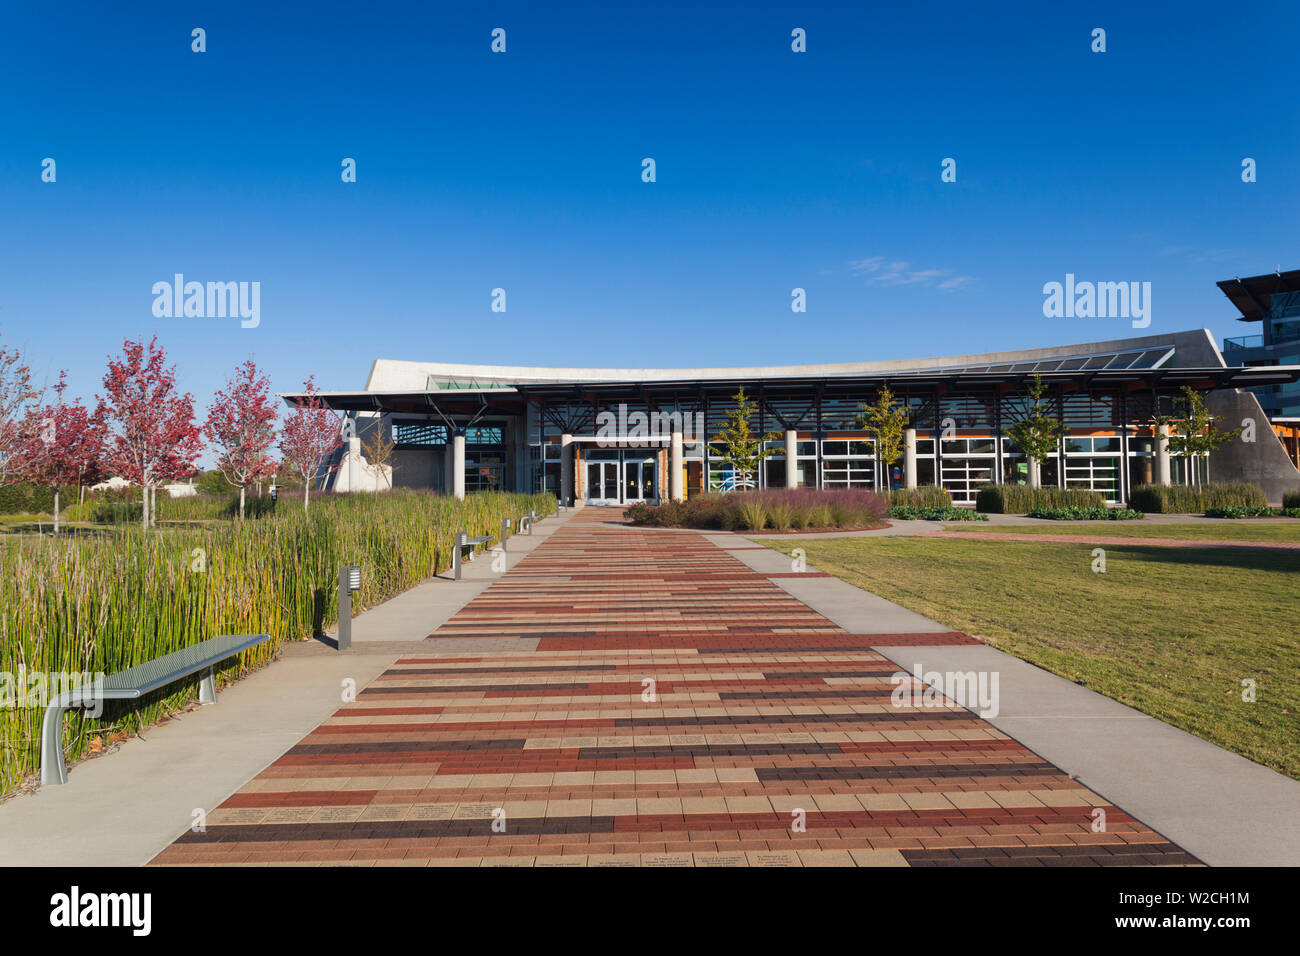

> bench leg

[
  {"left": 40, "top": 701, "right": 70, "bottom": 786},
  {"left": 199, "top": 665, "right": 218, "bottom": 705}
]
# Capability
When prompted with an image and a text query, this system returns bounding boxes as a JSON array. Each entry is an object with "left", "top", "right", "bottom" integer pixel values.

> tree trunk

[
  {"left": 1028, "top": 458, "right": 1041, "bottom": 489},
  {"left": 239, "top": 483, "right": 246, "bottom": 521},
  {"left": 53, "top": 488, "right": 60, "bottom": 535},
  {"left": 304, "top": 480, "right": 310, "bottom": 512},
  {"left": 142, "top": 484, "right": 149, "bottom": 530}
]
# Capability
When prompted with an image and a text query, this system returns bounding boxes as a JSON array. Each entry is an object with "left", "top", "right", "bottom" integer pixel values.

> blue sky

[{"left": 1, "top": 0, "right": 1297, "bottom": 425}]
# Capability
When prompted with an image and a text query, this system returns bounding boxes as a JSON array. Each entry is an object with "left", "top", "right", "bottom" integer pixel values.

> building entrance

[{"left": 585, "top": 452, "right": 657, "bottom": 504}]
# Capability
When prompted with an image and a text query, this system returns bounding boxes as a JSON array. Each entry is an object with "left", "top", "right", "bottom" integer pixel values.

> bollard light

[{"left": 348, "top": 567, "right": 361, "bottom": 591}]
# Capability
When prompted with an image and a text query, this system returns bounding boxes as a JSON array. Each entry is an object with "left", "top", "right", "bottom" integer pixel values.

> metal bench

[
  {"left": 452, "top": 530, "right": 493, "bottom": 580},
  {"left": 40, "top": 632, "right": 272, "bottom": 786}
]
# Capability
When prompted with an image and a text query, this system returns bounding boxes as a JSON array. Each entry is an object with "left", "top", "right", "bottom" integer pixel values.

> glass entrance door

[
  {"left": 624, "top": 457, "right": 656, "bottom": 503},
  {"left": 586, "top": 461, "right": 619, "bottom": 504}
]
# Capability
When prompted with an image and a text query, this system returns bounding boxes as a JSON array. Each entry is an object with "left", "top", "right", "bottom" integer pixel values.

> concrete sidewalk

[
  {"left": 719, "top": 531, "right": 1300, "bottom": 867},
  {"left": 0, "top": 507, "right": 578, "bottom": 867}
]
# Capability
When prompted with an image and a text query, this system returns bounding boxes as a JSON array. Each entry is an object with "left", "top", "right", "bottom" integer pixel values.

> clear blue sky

[{"left": 1, "top": 0, "right": 1297, "bottom": 425}]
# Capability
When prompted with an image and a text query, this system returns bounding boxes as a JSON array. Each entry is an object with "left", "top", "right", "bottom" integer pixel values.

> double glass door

[
  {"left": 585, "top": 455, "right": 656, "bottom": 504},
  {"left": 586, "top": 461, "right": 620, "bottom": 504}
]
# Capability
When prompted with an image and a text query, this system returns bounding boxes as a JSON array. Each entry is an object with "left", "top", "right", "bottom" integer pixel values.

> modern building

[
  {"left": 284, "top": 327, "right": 1300, "bottom": 507},
  {"left": 1218, "top": 270, "right": 1300, "bottom": 476},
  {"left": 1219, "top": 269, "right": 1300, "bottom": 418}
]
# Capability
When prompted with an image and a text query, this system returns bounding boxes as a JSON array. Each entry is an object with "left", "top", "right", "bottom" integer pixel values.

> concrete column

[
  {"left": 903, "top": 428, "right": 917, "bottom": 489},
  {"left": 784, "top": 429, "right": 798, "bottom": 488},
  {"left": 347, "top": 423, "right": 361, "bottom": 491},
  {"left": 560, "top": 433, "right": 574, "bottom": 505},
  {"left": 1156, "top": 424, "right": 1172, "bottom": 486},
  {"left": 670, "top": 430, "right": 684, "bottom": 501},
  {"left": 453, "top": 432, "right": 466, "bottom": 499}
]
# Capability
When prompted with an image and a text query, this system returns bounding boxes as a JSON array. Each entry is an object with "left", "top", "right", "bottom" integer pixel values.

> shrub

[
  {"left": 1204, "top": 505, "right": 1273, "bottom": 519},
  {"left": 0, "top": 482, "right": 78, "bottom": 516},
  {"left": 625, "top": 488, "right": 886, "bottom": 531},
  {"left": 1130, "top": 482, "right": 1267, "bottom": 513},
  {"left": 1027, "top": 507, "right": 1144, "bottom": 521},
  {"left": 889, "top": 506, "right": 988, "bottom": 521},
  {"left": 1279, "top": 508, "right": 1300, "bottom": 518},
  {"left": 975, "top": 484, "right": 1104, "bottom": 514},
  {"left": 767, "top": 502, "right": 793, "bottom": 532},
  {"left": 1283, "top": 491, "right": 1300, "bottom": 510},
  {"left": 735, "top": 499, "right": 769, "bottom": 531}
]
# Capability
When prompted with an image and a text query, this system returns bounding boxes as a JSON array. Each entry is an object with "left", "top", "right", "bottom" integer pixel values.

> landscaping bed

[{"left": 626, "top": 488, "right": 887, "bottom": 532}]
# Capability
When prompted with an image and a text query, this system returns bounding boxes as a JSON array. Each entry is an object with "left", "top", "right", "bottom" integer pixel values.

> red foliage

[
  {"left": 278, "top": 376, "right": 343, "bottom": 508},
  {"left": 95, "top": 337, "right": 203, "bottom": 519},
  {"left": 18, "top": 371, "right": 106, "bottom": 489},
  {"left": 204, "top": 359, "right": 278, "bottom": 493}
]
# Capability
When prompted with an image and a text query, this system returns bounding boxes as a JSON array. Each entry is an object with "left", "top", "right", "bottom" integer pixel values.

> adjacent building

[{"left": 284, "top": 325, "right": 1300, "bottom": 506}]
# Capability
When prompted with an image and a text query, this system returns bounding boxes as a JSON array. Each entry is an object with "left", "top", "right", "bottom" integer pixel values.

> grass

[
  {"left": 943, "top": 522, "right": 1300, "bottom": 543},
  {"left": 763, "top": 535, "right": 1300, "bottom": 780},
  {"left": 0, "top": 489, "right": 554, "bottom": 795}
]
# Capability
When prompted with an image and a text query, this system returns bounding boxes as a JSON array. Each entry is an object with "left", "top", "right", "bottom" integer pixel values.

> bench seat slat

[{"left": 93, "top": 633, "right": 271, "bottom": 697}]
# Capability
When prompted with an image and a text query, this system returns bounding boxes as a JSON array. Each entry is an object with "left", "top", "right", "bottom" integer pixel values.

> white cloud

[{"left": 850, "top": 256, "right": 976, "bottom": 292}]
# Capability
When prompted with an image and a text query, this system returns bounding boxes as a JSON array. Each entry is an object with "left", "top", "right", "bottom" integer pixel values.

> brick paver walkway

[{"left": 153, "top": 508, "right": 1197, "bottom": 866}]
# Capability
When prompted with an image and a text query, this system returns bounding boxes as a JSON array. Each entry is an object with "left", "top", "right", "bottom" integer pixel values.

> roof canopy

[{"left": 1217, "top": 269, "right": 1300, "bottom": 322}]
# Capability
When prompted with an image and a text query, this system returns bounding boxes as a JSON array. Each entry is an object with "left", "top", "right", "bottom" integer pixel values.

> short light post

[
  {"left": 337, "top": 565, "right": 360, "bottom": 650},
  {"left": 453, "top": 532, "right": 467, "bottom": 580},
  {"left": 502, "top": 517, "right": 511, "bottom": 552}
]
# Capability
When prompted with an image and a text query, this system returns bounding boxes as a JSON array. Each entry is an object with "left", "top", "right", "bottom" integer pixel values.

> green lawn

[
  {"left": 765, "top": 536, "right": 1300, "bottom": 779},
  {"left": 943, "top": 521, "right": 1300, "bottom": 543}
]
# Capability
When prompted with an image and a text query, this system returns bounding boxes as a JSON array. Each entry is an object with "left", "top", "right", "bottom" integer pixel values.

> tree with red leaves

[
  {"left": 17, "top": 372, "right": 106, "bottom": 534},
  {"left": 96, "top": 336, "right": 203, "bottom": 530},
  {"left": 205, "top": 359, "right": 278, "bottom": 520},
  {"left": 0, "top": 334, "right": 42, "bottom": 486},
  {"left": 278, "top": 376, "right": 343, "bottom": 512}
]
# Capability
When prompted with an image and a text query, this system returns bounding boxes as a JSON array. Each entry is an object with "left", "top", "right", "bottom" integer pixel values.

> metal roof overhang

[
  {"left": 1217, "top": 270, "right": 1300, "bottom": 323},
  {"left": 281, "top": 366, "right": 1300, "bottom": 414}
]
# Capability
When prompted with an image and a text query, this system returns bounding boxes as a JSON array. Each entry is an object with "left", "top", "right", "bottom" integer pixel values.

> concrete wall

[
  {"left": 391, "top": 448, "right": 442, "bottom": 490},
  {"left": 1206, "top": 389, "right": 1300, "bottom": 503}
]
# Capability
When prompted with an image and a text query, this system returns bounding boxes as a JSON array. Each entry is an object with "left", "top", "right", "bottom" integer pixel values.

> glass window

[
  {"left": 797, "top": 440, "right": 817, "bottom": 457},
  {"left": 822, "top": 441, "right": 848, "bottom": 456},
  {"left": 916, "top": 439, "right": 935, "bottom": 456}
]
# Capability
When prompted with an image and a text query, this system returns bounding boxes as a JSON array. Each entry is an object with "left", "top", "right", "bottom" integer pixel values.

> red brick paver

[{"left": 151, "top": 508, "right": 1197, "bottom": 867}]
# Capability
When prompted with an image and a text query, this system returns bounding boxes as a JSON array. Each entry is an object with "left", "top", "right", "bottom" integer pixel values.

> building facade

[{"left": 287, "top": 328, "right": 1300, "bottom": 506}]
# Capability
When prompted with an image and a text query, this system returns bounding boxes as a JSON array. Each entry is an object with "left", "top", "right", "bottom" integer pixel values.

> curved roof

[{"left": 362, "top": 329, "right": 1225, "bottom": 392}]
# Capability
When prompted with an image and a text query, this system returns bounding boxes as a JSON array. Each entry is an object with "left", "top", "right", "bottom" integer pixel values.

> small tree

[
  {"left": 1160, "top": 385, "right": 1242, "bottom": 486},
  {"left": 205, "top": 359, "right": 279, "bottom": 520},
  {"left": 361, "top": 416, "right": 396, "bottom": 491},
  {"left": 17, "top": 373, "right": 105, "bottom": 533},
  {"left": 715, "top": 387, "right": 780, "bottom": 491},
  {"left": 1005, "top": 374, "right": 1064, "bottom": 488},
  {"left": 856, "top": 386, "right": 908, "bottom": 484},
  {"left": 0, "top": 335, "right": 41, "bottom": 486},
  {"left": 96, "top": 337, "right": 203, "bottom": 529},
  {"left": 279, "top": 376, "right": 343, "bottom": 511}
]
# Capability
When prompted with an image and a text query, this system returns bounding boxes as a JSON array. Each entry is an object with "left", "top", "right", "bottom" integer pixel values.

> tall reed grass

[
  {"left": 1129, "top": 482, "right": 1266, "bottom": 513},
  {"left": 0, "top": 489, "right": 553, "bottom": 794},
  {"left": 974, "top": 484, "right": 1105, "bottom": 514}
]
